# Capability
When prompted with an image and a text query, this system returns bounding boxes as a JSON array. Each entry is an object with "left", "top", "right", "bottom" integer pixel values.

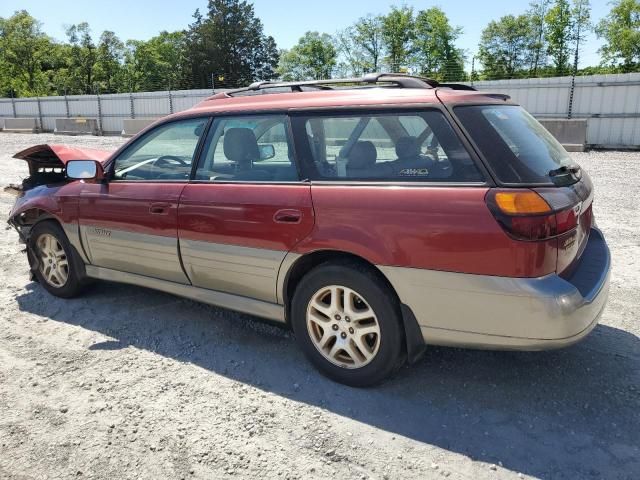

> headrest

[
  {"left": 224, "top": 128, "right": 259, "bottom": 164},
  {"left": 395, "top": 136, "right": 420, "bottom": 160},
  {"left": 348, "top": 141, "right": 378, "bottom": 169}
]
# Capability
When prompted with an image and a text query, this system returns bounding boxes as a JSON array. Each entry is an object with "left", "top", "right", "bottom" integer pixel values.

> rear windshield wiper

[{"left": 549, "top": 164, "right": 581, "bottom": 177}]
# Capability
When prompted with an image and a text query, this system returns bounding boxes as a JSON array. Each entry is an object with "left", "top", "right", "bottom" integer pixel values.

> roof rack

[
  {"left": 438, "top": 83, "right": 478, "bottom": 91},
  {"left": 219, "top": 73, "right": 476, "bottom": 98}
]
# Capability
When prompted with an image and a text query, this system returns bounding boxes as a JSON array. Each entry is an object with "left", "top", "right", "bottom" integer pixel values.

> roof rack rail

[
  {"left": 438, "top": 83, "right": 477, "bottom": 91},
  {"left": 362, "top": 73, "right": 440, "bottom": 88},
  {"left": 221, "top": 73, "right": 457, "bottom": 98}
]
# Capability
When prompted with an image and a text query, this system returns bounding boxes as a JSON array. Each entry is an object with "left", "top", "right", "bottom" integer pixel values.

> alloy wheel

[
  {"left": 36, "top": 233, "right": 69, "bottom": 288},
  {"left": 306, "top": 285, "right": 381, "bottom": 369}
]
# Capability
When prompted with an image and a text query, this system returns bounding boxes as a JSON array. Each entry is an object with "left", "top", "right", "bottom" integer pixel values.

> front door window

[{"left": 113, "top": 118, "right": 208, "bottom": 181}]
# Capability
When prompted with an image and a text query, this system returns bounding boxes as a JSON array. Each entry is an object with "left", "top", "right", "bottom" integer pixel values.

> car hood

[{"left": 13, "top": 144, "right": 112, "bottom": 173}]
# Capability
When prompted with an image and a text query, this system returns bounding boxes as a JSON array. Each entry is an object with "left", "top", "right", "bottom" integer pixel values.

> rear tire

[
  {"left": 29, "top": 221, "right": 86, "bottom": 298},
  {"left": 291, "top": 262, "right": 405, "bottom": 387}
]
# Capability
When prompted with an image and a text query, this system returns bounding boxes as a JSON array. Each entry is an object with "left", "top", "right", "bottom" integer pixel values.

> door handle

[
  {"left": 273, "top": 209, "right": 302, "bottom": 224},
  {"left": 149, "top": 203, "right": 170, "bottom": 215}
]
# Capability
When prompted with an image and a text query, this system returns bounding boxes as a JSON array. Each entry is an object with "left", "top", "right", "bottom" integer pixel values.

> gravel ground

[{"left": 0, "top": 133, "right": 638, "bottom": 480}]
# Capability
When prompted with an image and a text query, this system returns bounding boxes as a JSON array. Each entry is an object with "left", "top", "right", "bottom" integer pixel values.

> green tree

[
  {"left": 570, "top": 0, "right": 591, "bottom": 75},
  {"left": 528, "top": 0, "right": 551, "bottom": 75},
  {"left": 353, "top": 15, "right": 385, "bottom": 73},
  {"left": 381, "top": 6, "right": 414, "bottom": 71},
  {"left": 277, "top": 49, "right": 305, "bottom": 81},
  {"left": 596, "top": 0, "right": 640, "bottom": 72},
  {"left": 545, "top": 0, "right": 573, "bottom": 75},
  {"left": 123, "top": 31, "right": 188, "bottom": 91},
  {"left": 0, "top": 55, "right": 11, "bottom": 97},
  {"left": 0, "top": 10, "right": 52, "bottom": 96},
  {"left": 478, "top": 15, "right": 536, "bottom": 79},
  {"left": 277, "top": 32, "right": 336, "bottom": 80},
  {"left": 65, "top": 22, "right": 97, "bottom": 93},
  {"left": 44, "top": 42, "right": 75, "bottom": 96},
  {"left": 95, "top": 31, "right": 125, "bottom": 93},
  {"left": 413, "top": 7, "right": 465, "bottom": 81},
  {"left": 184, "top": 0, "right": 279, "bottom": 89},
  {"left": 334, "top": 26, "right": 367, "bottom": 77},
  {"left": 149, "top": 31, "right": 188, "bottom": 90},
  {"left": 255, "top": 35, "right": 279, "bottom": 81}
]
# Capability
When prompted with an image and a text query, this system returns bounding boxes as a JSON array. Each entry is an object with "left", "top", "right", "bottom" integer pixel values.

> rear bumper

[{"left": 379, "top": 227, "right": 611, "bottom": 350}]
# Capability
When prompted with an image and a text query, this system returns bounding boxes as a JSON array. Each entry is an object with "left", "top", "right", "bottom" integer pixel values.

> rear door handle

[
  {"left": 149, "top": 202, "right": 171, "bottom": 215},
  {"left": 274, "top": 209, "right": 302, "bottom": 224}
]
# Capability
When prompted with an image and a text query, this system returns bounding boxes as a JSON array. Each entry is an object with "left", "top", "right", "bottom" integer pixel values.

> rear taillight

[{"left": 486, "top": 189, "right": 579, "bottom": 241}]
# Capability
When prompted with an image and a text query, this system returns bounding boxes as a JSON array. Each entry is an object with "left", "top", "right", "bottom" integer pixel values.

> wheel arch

[
  {"left": 11, "top": 208, "right": 90, "bottom": 268},
  {"left": 279, "top": 249, "right": 426, "bottom": 363},
  {"left": 9, "top": 208, "right": 61, "bottom": 241},
  {"left": 279, "top": 250, "right": 392, "bottom": 307}
]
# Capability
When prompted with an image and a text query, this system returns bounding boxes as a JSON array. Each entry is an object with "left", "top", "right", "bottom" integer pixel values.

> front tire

[
  {"left": 291, "top": 262, "right": 404, "bottom": 387},
  {"left": 29, "top": 221, "right": 86, "bottom": 298}
]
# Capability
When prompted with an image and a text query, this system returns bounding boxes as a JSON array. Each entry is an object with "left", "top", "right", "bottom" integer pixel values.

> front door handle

[
  {"left": 273, "top": 209, "right": 302, "bottom": 224},
  {"left": 149, "top": 202, "right": 170, "bottom": 215}
]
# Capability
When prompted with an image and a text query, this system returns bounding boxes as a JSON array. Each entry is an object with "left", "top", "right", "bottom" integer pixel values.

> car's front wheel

[
  {"left": 291, "top": 262, "right": 404, "bottom": 387},
  {"left": 29, "top": 221, "right": 86, "bottom": 298}
]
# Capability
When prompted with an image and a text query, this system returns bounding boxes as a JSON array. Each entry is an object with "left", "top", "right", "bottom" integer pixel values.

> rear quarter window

[
  {"left": 454, "top": 105, "right": 575, "bottom": 185},
  {"left": 293, "top": 110, "right": 483, "bottom": 183}
]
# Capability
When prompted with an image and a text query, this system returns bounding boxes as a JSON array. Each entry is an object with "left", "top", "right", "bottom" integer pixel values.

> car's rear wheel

[
  {"left": 291, "top": 262, "right": 404, "bottom": 387},
  {"left": 29, "top": 221, "right": 86, "bottom": 298}
]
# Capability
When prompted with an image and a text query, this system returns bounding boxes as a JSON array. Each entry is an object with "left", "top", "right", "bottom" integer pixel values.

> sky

[{"left": 3, "top": 0, "right": 612, "bottom": 69}]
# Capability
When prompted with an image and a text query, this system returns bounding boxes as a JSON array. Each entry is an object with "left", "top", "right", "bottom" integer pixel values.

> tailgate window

[{"left": 454, "top": 105, "right": 577, "bottom": 185}]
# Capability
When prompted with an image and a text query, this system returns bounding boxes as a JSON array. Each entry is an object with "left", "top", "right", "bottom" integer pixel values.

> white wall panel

[
  {"left": 1, "top": 75, "right": 639, "bottom": 146},
  {"left": 471, "top": 73, "right": 640, "bottom": 146}
]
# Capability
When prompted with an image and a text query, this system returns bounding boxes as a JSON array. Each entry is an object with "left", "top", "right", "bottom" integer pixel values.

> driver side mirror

[
  {"left": 257, "top": 144, "right": 276, "bottom": 161},
  {"left": 66, "top": 160, "right": 105, "bottom": 181}
]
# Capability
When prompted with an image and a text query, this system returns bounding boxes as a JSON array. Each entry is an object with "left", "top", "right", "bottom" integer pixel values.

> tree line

[{"left": 1, "top": 0, "right": 639, "bottom": 98}]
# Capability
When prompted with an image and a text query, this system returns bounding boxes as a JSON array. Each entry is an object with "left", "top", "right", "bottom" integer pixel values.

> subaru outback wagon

[{"left": 8, "top": 74, "right": 610, "bottom": 387}]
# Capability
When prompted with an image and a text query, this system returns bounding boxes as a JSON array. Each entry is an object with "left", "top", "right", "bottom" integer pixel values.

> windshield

[{"left": 454, "top": 105, "right": 577, "bottom": 185}]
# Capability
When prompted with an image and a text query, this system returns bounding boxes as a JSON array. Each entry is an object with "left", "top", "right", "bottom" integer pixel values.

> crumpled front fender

[{"left": 8, "top": 184, "right": 66, "bottom": 223}]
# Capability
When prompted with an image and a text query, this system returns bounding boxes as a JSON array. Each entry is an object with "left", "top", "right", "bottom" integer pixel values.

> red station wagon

[{"left": 7, "top": 74, "right": 611, "bottom": 386}]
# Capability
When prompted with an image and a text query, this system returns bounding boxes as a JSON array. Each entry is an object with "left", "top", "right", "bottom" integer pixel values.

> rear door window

[
  {"left": 195, "top": 115, "right": 299, "bottom": 182},
  {"left": 293, "top": 110, "right": 482, "bottom": 182},
  {"left": 453, "top": 105, "right": 576, "bottom": 185}
]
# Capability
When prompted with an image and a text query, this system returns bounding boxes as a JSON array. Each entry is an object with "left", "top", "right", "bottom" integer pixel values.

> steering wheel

[{"left": 153, "top": 155, "right": 188, "bottom": 167}]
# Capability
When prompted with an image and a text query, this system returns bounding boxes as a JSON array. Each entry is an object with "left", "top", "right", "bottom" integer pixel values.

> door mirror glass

[
  {"left": 258, "top": 144, "right": 276, "bottom": 161},
  {"left": 66, "top": 160, "right": 102, "bottom": 180}
]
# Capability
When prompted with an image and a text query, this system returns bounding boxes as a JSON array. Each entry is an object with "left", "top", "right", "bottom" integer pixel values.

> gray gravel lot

[{"left": 0, "top": 133, "right": 638, "bottom": 480}]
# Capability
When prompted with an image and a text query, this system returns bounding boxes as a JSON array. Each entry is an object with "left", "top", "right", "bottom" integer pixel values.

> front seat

[
  {"left": 223, "top": 128, "right": 271, "bottom": 181},
  {"left": 347, "top": 141, "right": 378, "bottom": 177}
]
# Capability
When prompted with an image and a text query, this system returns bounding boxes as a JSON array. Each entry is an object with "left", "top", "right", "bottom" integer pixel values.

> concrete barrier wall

[
  {"left": 122, "top": 118, "right": 158, "bottom": 137},
  {"left": 539, "top": 119, "right": 588, "bottom": 152},
  {"left": 54, "top": 118, "right": 99, "bottom": 136},
  {"left": 0, "top": 118, "right": 4, "bottom": 130},
  {"left": 3, "top": 118, "right": 38, "bottom": 133}
]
